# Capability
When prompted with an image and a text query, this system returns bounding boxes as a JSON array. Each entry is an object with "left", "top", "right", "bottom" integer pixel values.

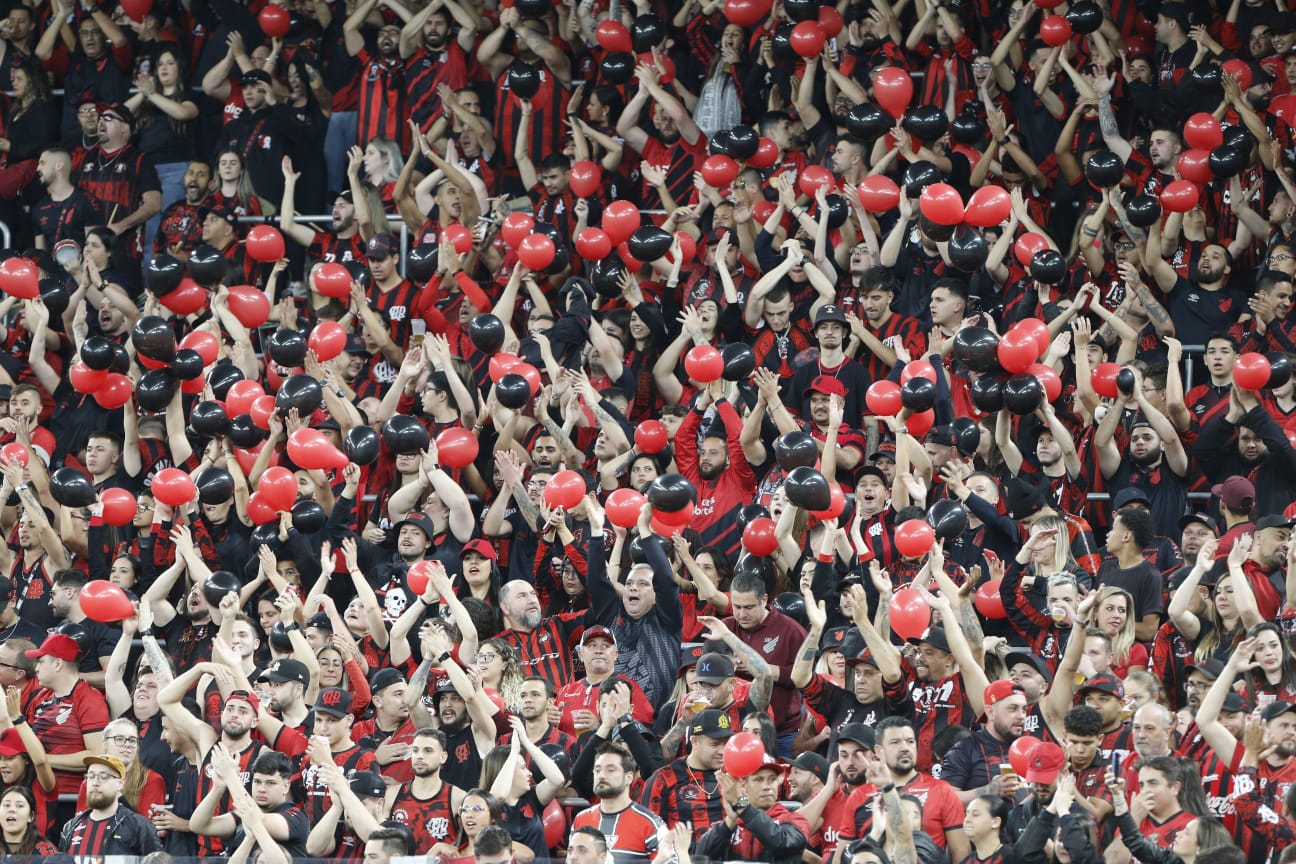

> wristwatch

[{"left": 735, "top": 796, "right": 750, "bottom": 811}]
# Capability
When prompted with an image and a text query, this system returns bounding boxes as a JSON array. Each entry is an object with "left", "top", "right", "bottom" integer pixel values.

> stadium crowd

[{"left": 1, "top": 0, "right": 1296, "bottom": 861}]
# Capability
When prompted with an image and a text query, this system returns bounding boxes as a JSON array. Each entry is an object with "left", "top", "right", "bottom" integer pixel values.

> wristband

[
  {"left": 435, "top": 650, "right": 451, "bottom": 664},
  {"left": 816, "top": 552, "right": 834, "bottom": 563},
  {"left": 282, "top": 622, "right": 301, "bottom": 633},
  {"left": 11, "top": 716, "right": 23, "bottom": 725}
]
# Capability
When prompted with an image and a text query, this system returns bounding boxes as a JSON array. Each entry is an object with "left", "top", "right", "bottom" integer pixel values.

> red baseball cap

[
  {"left": 463, "top": 539, "right": 498, "bottom": 562},
  {"left": 24, "top": 633, "right": 80, "bottom": 662},
  {"left": 806, "top": 375, "right": 847, "bottom": 399}
]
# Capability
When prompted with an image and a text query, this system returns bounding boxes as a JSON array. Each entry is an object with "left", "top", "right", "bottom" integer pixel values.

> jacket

[
  {"left": 696, "top": 802, "right": 809, "bottom": 864},
  {"left": 60, "top": 801, "right": 163, "bottom": 856}
]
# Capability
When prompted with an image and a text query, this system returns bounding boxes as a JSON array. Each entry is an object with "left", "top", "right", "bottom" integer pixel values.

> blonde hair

[
  {"left": 1092, "top": 585, "right": 1137, "bottom": 667},
  {"left": 104, "top": 718, "right": 148, "bottom": 809}
]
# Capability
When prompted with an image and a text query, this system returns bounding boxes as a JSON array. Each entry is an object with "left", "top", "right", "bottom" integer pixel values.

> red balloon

[
  {"left": 1222, "top": 58, "right": 1252, "bottom": 89},
  {"left": 724, "top": 0, "right": 770, "bottom": 26},
  {"left": 998, "top": 328, "right": 1039, "bottom": 373},
  {"left": 258, "top": 4, "right": 290, "bottom": 37},
  {"left": 595, "top": 19, "right": 632, "bottom": 52},
  {"left": 233, "top": 445, "right": 262, "bottom": 476},
  {"left": 635, "top": 420, "right": 669, "bottom": 454},
  {"left": 818, "top": 5, "right": 844, "bottom": 37},
  {"left": 606, "top": 488, "right": 647, "bottom": 529},
  {"left": 701, "top": 155, "right": 740, "bottom": 188},
  {"left": 1039, "top": 14, "right": 1071, "bottom": 46},
  {"left": 309, "top": 321, "right": 348, "bottom": 361},
  {"left": 288, "top": 428, "right": 346, "bottom": 471},
  {"left": 407, "top": 559, "right": 435, "bottom": 596},
  {"left": 743, "top": 517, "right": 779, "bottom": 556},
  {"left": 651, "top": 502, "right": 695, "bottom": 536},
  {"left": 1160, "top": 179, "right": 1199, "bottom": 214},
  {"left": 518, "top": 233, "right": 556, "bottom": 270},
  {"left": 249, "top": 394, "right": 276, "bottom": 429},
  {"left": 226, "top": 285, "right": 271, "bottom": 328},
  {"left": 1009, "top": 735, "right": 1041, "bottom": 775},
  {"left": 489, "top": 353, "right": 522, "bottom": 383},
  {"left": 672, "top": 232, "right": 697, "bottom": 265},
  {"left": 436, "top": 427, "right": 479, "bottom": 468},
  {"left": 569, "top": 160, "right": 602, "bottom": 198},
  {"left": 751, "top": 200, "right": 779, "bottom": 226},
  {"left": 161, "top": 279, "right": 208, "bottom": 316},
  {"left": 1014, "top": 318, "right": 1051, "bottom": 357},
  {"left": 889, "top": 587, "right": 932, "bottom": 640},
  {"left": 544, "top": 469, "right": 587, "bottom": 509},
  {"left": 1014, "top": 232, "right": 1049, "bottom": 267},
  {"left": 1234, "top": 352, "right": 1272, "bottom": 390},
  {"left": 82, "top": 580, "right": 135, "bottom": 623},
  {"left": 442, "top": 223, "right": 472, "bottom": 255},
  {"left": 684, "top": 345, "right": 724, "bottom": 383},
  {"left": 70, "top": 361, "right": 108, "bottom": 394},
  {"left": 905, "top": 407, "right": 935, "bottom": 436},
  {"left": 246, "top": 225, "right": 285, "bottom": 263},
  {"left": 748, "top": 137, "right": 779, "bottom": 169},
  {"left": 799, "top": 165, "right": 835, "bottom": 199},
  {"left": 314, "top": 263, "right": 352, "bottom": 300},
  {"left": 575, "top": 228, "right": 613, "bottom": 260},
  {"left": 603, "top": 201, "right": 641, "bottom": 245},
  {"left": 790, "top": 20, "right": 826, "bottom": 57},
  {"left": 1092, "top": 362, "right": 1121, "bottom": 398},
  {"left": 0, "top": 443, "right": 27, "bottom": 467},
  {"left": 121, "top": 0, "right": 151, "bottom": 22},
  {"left": 259, "top": 466, "right": 298, "bottom": 512},
  {"left": 1184, "top": 112, "right": 1224, "bottom": 150},
  {"left": 919, "top": 183, "right": 965, "bottom": 226},
  {"left": 501, "top": 213, "right": 535, "bottom": 248},
  {"left": 152, "top": 467, "right": 197, "bottom": 507},
  {"left": 0, "top": 258, "right": 37, "bottom": 299},
  {"left": 618, "top": 241, "right": 644, "bottom": 271},
  {"left": 94, "top": 374, "right": 133, "bottom": 409},
  {"left": 247, "top": 491, "right": 277, "bottom": 525},
  {"left": 901, "top": 359, "right": 937, "bottom": 383},
  {"left": 100, "top": 488, "right": 137, "bottom": 526},
  {"left": 225, "top": 380, "right": 265, "bottom": 417},
  {"left": 1036, "top": 0, "right": 1064, "bottom": 8},
  {"left": 874, "top": 67, "right": 914, "bottom": 119},
  {"left": 137, "top": 352, "right": 167, "bottom": 371},
  {"left": 974, "top": 578, "right": 1008, "bottom": 618},
  {"left": 1027, "top": 363, "right": 1063, "bottom": 402},
  {"left": 894, "top": 519, "right": 936, "bottom": 557},
  {"left": 722, "top": 731, "right": 766, "bottom": 778},
  {"left": 813, "top": 484, "right": 846, "bottom": 520},
  {"left": 513, "top": 362, "right": 542, "bottom": 395},
  {"left": 963, "top": 185, "right": 1012, "bottom": 228},
  {"left": 1177, "top": 148, "right": 1213, "bottom": 185},
  {"left": 542, "top": 799, "right": 567, "bottom": 851},
  {"left": 181, "top": 330, "right": 219, "bottom": 366},
  {"left": 865, "top": 380, "right": 902, "bottom": 416},
  {"left": 858, "top": 175, "right": 901, "bottom": 213}
]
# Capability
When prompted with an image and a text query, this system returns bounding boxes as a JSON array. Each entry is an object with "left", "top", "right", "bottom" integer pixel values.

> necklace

[{"left": 684, "top": 764, "right": 718, "bottom": 798}]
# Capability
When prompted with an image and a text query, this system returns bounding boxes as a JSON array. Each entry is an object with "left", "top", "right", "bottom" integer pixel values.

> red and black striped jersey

[
  {"left": 498, "top": 613, "right": 585, "bottom": 689},
  {"left": 367, "top": 279, "right": 421, "bottom": 348},
  {"left": 75, "top": 143, "right": 159, "bottom": 257},
  {"left": 356, "top": 51, "right": 409, "bottom": 149},
  {"left": 196, "top": 740, "right": 267, "bottom": 858},
  {"left": 310, "top": 230, "right": 366, "bottom": 266},
  {"left": 390, "top": 778, "right": 463, "bottom": 853},
  {"left": 572, "top": 802, "right": 666, "bottom": 864},
  {"left": 903, "top": 664, "right": 974, "bottom": 774},
  {"left": 1139, "top": 810, "right": 1196, "bottom": 849},
  {"left": 859, "top": 314, "right": 924, "bottom": 384},
  {"left": 639, "top": 135, "right": 706, "bottom": 211},
  {"left": 407, "top": 44, "right": 469, "bottom": 131},
  {"left": 495, "top": 67, "right": 565, "bottom": 179},
  {"left": 641, "top": 760, "right": 725, "bottom": 847},
  {"left": 299, "top": 743, "right": 378, "bottom": 822}
]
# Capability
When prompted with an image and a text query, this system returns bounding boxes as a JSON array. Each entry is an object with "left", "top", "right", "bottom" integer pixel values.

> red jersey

[
  {"left": 1138, "top": 810, "right": 1196, "bottom": 848},
  {"left": 26, "top": 679, "right": 109, "bottom": 795},
  {"left": 407, "top": 44, "right": 469, "bottom": 131},
  {"left": 554, "top": 676, "right": 654, "bottom": 737},
  {"left": 905, "top": 666, "right": 975, "bottom": 773},
  {"left": 390, "top": 778, "right": 462, "bottom": 852},
  {"left": 498, "top": 613, "right": 585, "bottom": 690},
  {"left": 300, "top": 743, "right": 378, "bottom": 822},
  {"left": 356, "top": 51, "right": 410, "bottom": 149},
  {"left": 572, "top": 802, "right": 666, "bottom": 864}
]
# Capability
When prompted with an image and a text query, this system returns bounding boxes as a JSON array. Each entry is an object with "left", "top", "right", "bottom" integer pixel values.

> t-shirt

[
  {"left": 1166, "top": 276, "right": 1246, "bottom": 347},
  {"left": 26, "top": 679, "right": 110, "bottom": 795},
  {"left": 1095, "top": 557, "right": 1165, "bottom": 622}
]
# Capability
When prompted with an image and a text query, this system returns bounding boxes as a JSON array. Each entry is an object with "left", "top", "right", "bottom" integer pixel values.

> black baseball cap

[
  {"left": 907, "top": 626, "right": 951, "bottom": 654},
  {"left": 837, "top": 723, "right": 875, "bottom": 748},
  {"left": 349, "top": 770, "right": 386, "bottom": 798},
  {"left": 790, "top": 752, "right": 829, "bottom": 782},
  {"left": 314, "top": 688, "right": 353, "bottom": 718},
  {"left": 261, "top": 658, "right": 310, "bottom": 686},
  {"left": 241, "top": 69, "right": 273, "bottom": 86},
  {"left": 690, "top": 709, "right": 735, "bottom": 740}
]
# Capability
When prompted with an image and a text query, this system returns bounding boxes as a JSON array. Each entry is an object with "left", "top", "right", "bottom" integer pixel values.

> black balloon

[
  {"left": 173, "top": 348, "right": 205, "bottom": 381},
  {"left": 1085, "top": 151, "right": 1123, "bottom": 188},
  {"left": 950, "top": 113, "right": 985, "bottom": 145},
  {"left": 191, "top": 401, "right": 230, "bottom": 437},
  {"left": 772, "top": 592, "right": 809, "bottom": 628},
  {"left": 146, "top": 254, "right": 184, "bottom": 295},
  {"left": 628, "top": 226, "right": 672, "bottom": 262},
  {"left": 1223, "top": 125, "right": 1254, "bottom": 152},
  {"left": 631, "top": 13, "right": 664, "bottom": 51},
  {"left": 846, "top": 103, "right": 890, "bottom": 141},
  {"left": 1003, "top": 374, "right": 1045, "bottom": 414},
  {"left": 228, "top": 413, "right": 266, "bottom": 448},
  {"left": 1066, "top": 0, "right": 1103, "bottom": 33},
  {"left": 132, "top": 315, "right": 176, "bottom": 362},
  {"left": 110, "top": 344, "right": 131, "bottom": 374},
  {"left": 647, "top": 473, "right": 695, "bottom": 513},
  {"left": 50, "top": 467, "right": 96, "bottom": 507},
  {"left": 775, "top": 431, "right": 818, "bottom": 471},
  {"left": 709, "top": 129, "right": 736, "bottom": 157},
  {"left": 952, "top": 326, "right": 1001, "bottom": 373},
  {"left": 1270, "top": 352, "right": 1293, "bottom": 389},
  {"left": 54, "top": 621, "right": 88, "bottom": 657},
  {"left": 344, "top": 259, "right": 371, "bottom": 290},
  {"left": 1029, "top": 249, "right": 1067, "bottom": 285},
  {"left": 267, "top": 329, "right": 308, "bottom": 368},
  {"left": 591, "top": 256, "right": 627, "bottom": 298},
  {"left": 721, "top": 343, "right": 756, "bottom": 381},
  {"left": 601, "top": 52, "right": 634, "bottom": 85},
  {"left": 514, "top": 0, "right": 549, "bottom": 17},
  {"left": 507, "top": 62, "right": 541, "bottom": 99},
  {"left": 970, "top": 374, "right": 1005, "bottom": 413},
  {"left": 951, "top": 417, "right": 981, "bottom": 455},
  {"left": 250, "top": 524, "right": 281, "bottom": 551},
  {"left": 382, "top": 414, "right": 430, "bottom": 455},
  {"left": 771, "top": 22, "right": 795, "bottom": 61},
  {"left": 736, "top": 503, "right": 771, "bottom": 535},
  {"left": 196, "top": 467, "right": 235, "bottom": 505},
  {"left": 291, "top": 501, "right": 326, "bottom": 533},
  {"left": 1208, "top": 145, "right": 1247, "bottom": 178},
  {"left": 919, "top": 214, "right": 955, "bottom": 243},
  {"left": 81, "top": 336, "right": 116, "bottom": 371},
  {"left": 926, "top": 498, "right": 969, "bottom": 540},
  {"left": 1190, "top": 64, "right": 1222, "bottom": 92},
  {"left": 785, "top": 466, "right": 831, "bottom": 511},
  {"left": 535, "top": 743, "right": 572, "bottom": 783},
  {"left": 407, "top": 244, "right": 438, "bottom": 283},
  {"left": 344, "top": 425, "right": 381, "bottom": 466},
  {"left": 821, "top": 194, "right": 849, "bottom": 230},
  {"left": 496, "top": 373, "right": 532, "bottom": 409},
  {"left": 468, "top": 314, "right": 506, "bottom": 354},
  {"left": 202, "top": 570, "right": 241, "bottom": 606},
  {"left": 784, "top": 0, "right": 818, "bottom": 20},
  {"left": 275, "top": 374, "right": 323, "bottom": 417},
  {"left": 187, "top": 244, "right": 227, "bottom": 288},
  {"left": 838, "top": 492, "right": 857, "bottom": 528},
  {"left": 1125, "top": 194, "right": 1163, "bottom": 228},
  {"left": 903, "top": 160, "right": 942, "bottom": 197},
  {"left": 531, "top": 221, "right": 569, "bottom": 274},
  {"left": 136, "top": 369, "right": 176, "bottom": 412},
  {"left": 207, "top": 362, "right": 244, "bottom": 401},
  {"left": 900, "top": 376, "right": 937, "bottom": 412},
  {"left": 734, "top": 553, "right": 776, "bottom": 594},
  {"left": 948, "top": 224, "right": 989, "bottom": 272},
  {"left": 39, "top": 278, "right": 68, "bottom": 318},
  {"left": 903, "top": 105, "right": 947, "bottom": 142},
  {"left": 1116, "top": 367, "right": 1136, "bottom": 394},
  {"left": 728, "top": 124, "right": 759, "bottom": 160}
]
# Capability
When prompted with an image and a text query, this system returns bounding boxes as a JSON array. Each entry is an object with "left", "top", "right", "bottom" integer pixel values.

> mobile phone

[{"left": 1111, "top": 752, "right": 1122, "bottom": 777}]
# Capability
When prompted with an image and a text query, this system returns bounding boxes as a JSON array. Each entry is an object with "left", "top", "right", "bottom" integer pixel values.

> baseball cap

[
  {"left": 694, "top": 653, "right": 736, "bottom": 685},
  {"left": 350, "top": 770, "right": 387, "bottom": 799},
  {"left": 199, "top": 204, "right": 239, "bottom": 230},
  {"left": 226, "top": 689, "right": 261, "bottom": 714},
  {"left": 847, "top": 648, "right": 880, "bottom": 668},
  {"left": 580, "top": 626, "right": 617, "bottom": 648},
  {"left": 820, "top": 625, "right": 850, "bottom": 653},
  {"left": 1184, "top": 658, "right": 1225, "bottom": 680},
  {"left": 344, "top": 335, "right": 369, "bottom": 356},
  {"left": 814, "top": 304, "right": 848, "bottom": 327},
  {"left": 791, "top": 752, "right": 830, "bottom": 783},
  {"left": 241, "top": 69, "right": 273, "bottom": 86},
  {"left": 463, "top": 539, "right": 498, "bottom": 562},
  {"left": 1262, "top": 701, "right": 1296, "bottom": 722},
  {"left": 0, "top": 729, "right": 23, "bottom": 757},
  {"left": 983, "top": 679, "right": 1026, "bottom": 711},
  {"left": 24, "top": 633, "right": 80, "bottom": 662},
  {"left": 1222, "top": 692, "right": 1248, "bottom": 713},
  {"left": 366, "top": 233, "right": 397, "bottom": 260},
  {"left": 1077, "top": 672, "right": 1124, "bottom": 700},
  {"left": 305, "top": 612, "right": 333, "bottom": 633},
  {"left": 1003, "top": 477, "right": 1047, "bottom": 520},
  {"left": 83, "top": 754, "right": 126, "bottom": 777},
  {"left": 394, "top": 511, "right": 436, "bottom": 542},
  {"left": 0, "top": 575, "right": 15, "bottom": 606},
  {"left": 1158, "top": 1, "right": 1191, "bottom": 28},
  {"left": 869, "top": 441, "right": 896, "bottom": 461},
  {"left": 314, "top": 688, "right": 354, "bottom": 718},
  {"left": 1256, "top": 514, "right": 1295, "bottom": 532},
  {"left": 907, "top": 626, "right": 951, "bottom": 654},
  {"left": 678, "top": 645, "right": 704, "bottom": 671},
  {"left": 751, "top": 752, "right": 789, "bottom": 776},
  {"left": 1004, "top": 652, "right": 1053, "bottom": 683},
  {"left": 837, "top": 723, "right": 875, "bottom": 748},
  {"left": 370, "top": 667, "right": 406, "bottom": 694},
  {"left": 96, "top": 102, "right": 134, "bottom": 126},
  {"left": 926, "top": 426, "right": 958, "bottom": 448},
  {"left": 261, "top": 658, "right": 311, "bottom": 686},
  {"left": 856, "top": 465, "right": 887, "bottom": 485},
  {"left": 1024, "top": 742, "right": 1066, "bottom": 785},
  {"left": 1212, "top": 476, "right": 1256, "bottom": 511},
  {"left": 1112, "top": 487, "right": 1151, "bottom": 509},
  {"left": 1178, "top": 512, "right": 1219, "bottom": 534},
  {"left": 807, "top": 375, "right": 847, "bottom": 399},
  {"left": 690, "top": 709, "right": 735, "bottom": 739}
]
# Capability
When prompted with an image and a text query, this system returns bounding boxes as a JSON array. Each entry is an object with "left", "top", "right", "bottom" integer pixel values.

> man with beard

[
  {"left": 1145, "top": 234, "right": 1248, "bottom": 349},
  {"left": 31, "top": 148, "right": 101, "bottom": 248},
  {"left": 400, "top": 0, "right": 473, "bottom": 130},
  {"left": 658, "top": 644, "right": 772, "bottom": 761},
  {"left": 60, "top": 754, "right": 162, "bottom": 855},
  {"left": 674, "top": 386, "right": 756, "bottom": 558},
  {"left": 744, "top": 285, "right": 814, "bottom": 383},
  {"left": 1001, "top": 742, "right": 1078, "bottom": 840},
  {"left": 1121, "top": 704, "right": 1175, "bottom": 791},
  {"left": 152, "top": 159, "right": 212, "bottom": 261},
  {"left": 643, "top": 709, "right": 733, "bottom": 845},
  {"left": 1096, "top": 65, "right": 1183, "bottom": 195},
  {"left": 144, "top": 527, "right": 219, "bottom": 671},
  {"left": 573, "top": 744, "right": 665, "bottom": 864},
  {"left": 615, "top": 61, "right": 705, "bottom": 210},
  {"left": 941, "top": 681, "right": 1027, "bottom": 809},
  {"left": 220, "top": 71, "right": 303, "bottom": 204},
  {"left": 3, "top": 496, "right": 68, "bottom": 632},
  {"left": 280, "top": 173, "right": 366, "bottom": 266},
  {"left": 49, "top": 569, "right": 114, "bottom": 688},
  {"left": 1194, "top": 389, "right": 1296, "bottom": 517},
  {"left": 192, "top": 749, "right": 309, "bottom": 860},
  {"left": 498, "top": 578, "right": 588, "bottom": 688},
  {"left": 255, "top": 659, "right": 312, "bottom": 738},
  {"left": 421, "top": 625, "right": 502, "bottom": 792},
  {"left": 24, "top": 632, "right": 108, "bottom": 800},
  {"left": 845, "top": 269, "right": 924, "bottom": 384},
  {"left": 803, "top": 382, "right": 866, "bottom": 475},
  {"left": 786, "top": 753, "right": 829, "bottom": 852},
  {"left": 39, "top": 12, "right": 131, "bottom": 147},
  {"left": 787, "top": 304, "right": 873, "bottom": 429},
  {"left": 697, "top": 752, "right": 809, "bottom": 863},
  {"left": 75, "top": 103, "right": 161, "bottom": 266},
  {"left": 515, "top": 676, "right": 576, "bottom": 761},
  {"left": 305, "top": 766, "right": 390, "bottom": 860},
  {"left": 362, "top": 233, "right": 421, "bottom": 349},
  {"left": 344, "top": 4, "right": 410, "bottom": 148},
  {"left": 483, "top": 451, "right": 549, "bottom": 585},
  {"left": 350, "top": 669, "right": 417, "bottom": 783},
  {"left": 388, "top": 728, "right": 467, "bottom": 856}
]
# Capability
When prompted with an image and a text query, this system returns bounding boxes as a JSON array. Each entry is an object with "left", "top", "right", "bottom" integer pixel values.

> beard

[
  {"left": 593, "top": 780, "right": 625, "bottom": 798},
  {"left": 87, "top": 789, "right": 116, "bottom": 810},
  {"left": 699, "top": 461, "right": 724, "bottom": 481},
  {"left": 1130, "top": 449, "right": 1161, "bottom": 467}
]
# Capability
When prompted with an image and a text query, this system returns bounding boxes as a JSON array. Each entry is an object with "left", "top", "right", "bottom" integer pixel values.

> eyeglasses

[
  {"left": 86, "top": 771, "right": 121, "bottom": 784},
  {"left": 1271, "top": 254, "right": 1293, "bottom": 262},
  {"left": 100, "top": 114, "right": 124, "bottom": 124},
  {"left": 105, "top": 735, "right": 138, "bottom": 747},
  {"left": 474, "top": 652, "right": 497, "bottom": 663},
  {"left": 137, "top": 502, "right": 153, "bottom": 512},
  {"left": 1115, "top": 241, "right": 1137, "bottom": 251},
  {"left": 1183, "top": 680, "right": 1209, "bottom": 689},
  {"left": 77, "top": 106, "right": 97, "bottom": 115},
  {"left": 0, "top": 662, "right": 23, "bottom": 671},
  {"left": 460, "top": 804, "right": 487, "bottom": 813}
]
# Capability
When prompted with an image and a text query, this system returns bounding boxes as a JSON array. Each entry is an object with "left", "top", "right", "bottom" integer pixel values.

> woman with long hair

[
  {"left": 960, "top": 795, "right": 1012, "bottom": 864},
  {"left": 480, "top": 717, "right": 566, "bottom": 860},
  {"left": 475, "top": 638, "right": 524, "bottom": 713},
  {"left": 1111, "top": 770, "right": 1231, "bottom": 864},
  {"left": 1169, "top": 535, "right": 1263, "bottom": 667},
  {"left": 0, "top": 58, "right": 57, "bottom": 201},
  {"left": 361, "top": 136, "right": 402, "bottom": 210},
  {"left": 1084, "top": 585, "right": 1147, "bottom": 678},
  {"left": 1242, "top": 621, "right": 1296, "bottom": 706},
  {"left": 212, "top": 148, "right": 269, "bottom": 217},
  {"left": 126, "top": 44, "right": 197, "bottom": 248},
  {"left": 76, "top": 718, "right": 166, "bottom": 815},
  {"left": 0, "top": 787, "right": 55, "bottom": 855},
  {"left": 283, "top": 57, "right": 330, "bottom": 215}
]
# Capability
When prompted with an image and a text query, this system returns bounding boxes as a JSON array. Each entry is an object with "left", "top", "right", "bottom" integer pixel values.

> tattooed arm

[{"left": 698, "top": 616, "right": 774, "bottom": 712}]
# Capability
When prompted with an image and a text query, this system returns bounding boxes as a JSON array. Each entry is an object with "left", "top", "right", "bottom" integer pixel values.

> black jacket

[{"left": 60, "top": 801, "right": 163, "bottom": 856}]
